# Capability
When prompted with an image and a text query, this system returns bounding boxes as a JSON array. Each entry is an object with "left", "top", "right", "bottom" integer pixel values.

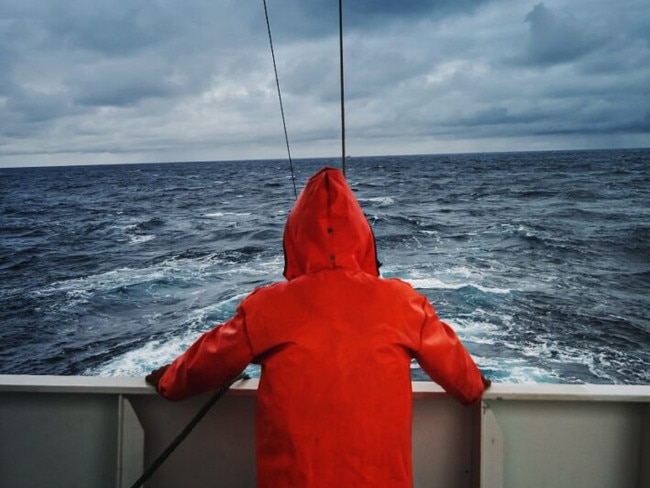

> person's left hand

[{"left": 146, "top": 364, "right": 170, "bottom": 391}]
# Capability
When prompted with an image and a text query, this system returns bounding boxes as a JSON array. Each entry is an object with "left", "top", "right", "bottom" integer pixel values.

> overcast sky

[{"left": 1, "top": 0, "right": 649, "bottom": 167}]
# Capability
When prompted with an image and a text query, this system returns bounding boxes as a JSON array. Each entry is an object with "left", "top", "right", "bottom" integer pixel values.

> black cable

[
  {"left": 339, "top": 0, "right": 347, "bottom": 177},
  {"left": 262, "top": 0, "right": 298, "bottom": 200},
  {"left": 129, "top": 373, "right": 250, "bottom": 488}
]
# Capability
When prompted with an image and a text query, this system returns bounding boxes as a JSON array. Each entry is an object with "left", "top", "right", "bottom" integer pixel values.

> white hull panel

[{"left": 1, "top": 376, "right": 648, "bottom": 487}]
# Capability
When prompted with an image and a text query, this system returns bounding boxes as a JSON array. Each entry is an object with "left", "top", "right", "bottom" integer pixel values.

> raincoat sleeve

[
  {"left": 414, "top": 297, "right": 485, "bottom": 404},
  {"left": 157, "top": 306, "right": 254, "bottom": 401}
]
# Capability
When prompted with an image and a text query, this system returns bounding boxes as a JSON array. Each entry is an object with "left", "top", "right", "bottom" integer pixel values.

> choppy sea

[{"left": 1, "top": 149, "right": 649, "bottom": 384}]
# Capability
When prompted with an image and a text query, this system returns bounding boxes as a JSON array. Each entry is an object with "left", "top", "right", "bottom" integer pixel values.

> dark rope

[
  {"left": 262, "top": 0, "right": 298, "bottom": 199},
  {"left": 339, "top": 0, "right": 346, "bottom": 177},
  {"left": 129, "top": 373, "right": 250, "bottom": 488}
]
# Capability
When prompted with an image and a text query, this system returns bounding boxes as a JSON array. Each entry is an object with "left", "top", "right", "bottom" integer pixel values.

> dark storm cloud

[
  {"left": 264, "top": 0, "right": 496, "bottom": 37},
  {"left": 5, "top": 89, "right": 71, "bottom": 124},
  {"left": 68, "top": 58, "right": 182, "bottom": 108},
  {"left": 47, "top": 2, "right": 170, "bottom": 55},
  {"left": 523, "top": 3, "right": 608, "bottom": 65}
]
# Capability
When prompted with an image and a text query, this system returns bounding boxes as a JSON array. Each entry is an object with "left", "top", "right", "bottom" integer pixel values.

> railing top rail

[{"left": 1, "top": 375, "right": 649, "bottom": 402}]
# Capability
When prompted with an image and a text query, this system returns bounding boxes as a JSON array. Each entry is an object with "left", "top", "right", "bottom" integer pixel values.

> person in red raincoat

[{"left": 147, "top": 167, "right": 490, "bottom": 488}]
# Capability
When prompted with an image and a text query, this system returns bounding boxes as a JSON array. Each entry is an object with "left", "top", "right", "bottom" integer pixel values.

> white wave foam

[
  {"left": 204, "top": 212, "right": 253, "bottom": 218},
  {"left": 473, "top": 284, "right": 511, "bottom": 294},
  {"left": 88, "top": 293, "right": 249, "bottom": 376},
  {"left": 33, "top": 252, "right": 226, "bottom": 306},
  {"left": 410, "top": 354, "right": 561, "bottom": 384},
  {"left": 451, "top": 316, "right": 501, "bottom": 337},
  {"left": 404, "top": 276, "right": 458, "bottom": 289},
  {"left": 226, "top": 252, "right": 282, "bottom": 274},
  {"left": 88, "top": 337, "right": 198, "bottom": 376},
  {"left": 359, "top": 196, "right": 395, "bottom": 206},
  {"left": 472, "top": 356, "right": 562, "bottom": 384},
  {"left": 519, "top": 343, "right": 623, "bottom": 383},
  {"left": 129, "top": 234, "right": 156, "bottom": 245},
  {"left": 402, "top": 276, "right": 511, "bottom": 294}
]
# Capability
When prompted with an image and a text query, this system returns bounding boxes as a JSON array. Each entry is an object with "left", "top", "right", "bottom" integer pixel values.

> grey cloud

[
  {"left": 72, "top": 77, "right": 173, "bottom": 108},
  {"left": 2, "top": 0, "right": 649, "bottom": 167},
  {"left": 453, "top": 107, "right": 513, "bottom": 127},
  {"left": 47, "top": 4, "right": 168, "bottom": 56},
  {"left": 41, "top": 1, "right": 260, "bottom": 56},
  {"left": 619, "top": 112, "right": 650, "bottom": 134},
  {"left": 5, "top": 89, "right": 71, "bottom": 124},
  {"left": 523, "top": 3, "right": 608, "bottom": 66},
  {"left": 262, "top": 0, "right": 496, "bottom": 38},
  {"left": 1, "top": 1, "right": 262, "bottom": 115},
  {"left": 67, "top": 58, "right": 182, "bottom": 108},
  {"left": 337, "top": 0, "right": 495, "bottom": 26}
]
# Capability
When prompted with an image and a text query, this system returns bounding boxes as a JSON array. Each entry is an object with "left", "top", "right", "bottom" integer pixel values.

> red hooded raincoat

[{"left": 157, "top": 167, "right": 485, "bottom": 487}]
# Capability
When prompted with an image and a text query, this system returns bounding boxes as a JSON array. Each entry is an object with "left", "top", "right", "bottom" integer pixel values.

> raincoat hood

[{"left": 283, "top": 167, "right": 380, "bottom": 280}]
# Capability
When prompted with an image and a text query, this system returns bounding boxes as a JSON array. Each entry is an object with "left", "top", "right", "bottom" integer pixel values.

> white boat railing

[{"left": 1, "top": 376, "right": 648, "bottom": 488}]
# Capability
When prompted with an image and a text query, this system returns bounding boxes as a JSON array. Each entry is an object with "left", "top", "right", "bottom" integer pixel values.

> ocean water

[{"left": 1, "top": 149, "right": 649, "bottom": 384}]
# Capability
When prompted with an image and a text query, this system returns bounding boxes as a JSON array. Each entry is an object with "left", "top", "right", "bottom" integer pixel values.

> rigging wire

[
  {"left": 262, "top": 0, "right": 298, "bottom": 199},
  {"left": 338, "top": 0, "right": 347, "bottom": 176},
  {"left": 129, "top": 374, "right": 249, "bottom": 488}
]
